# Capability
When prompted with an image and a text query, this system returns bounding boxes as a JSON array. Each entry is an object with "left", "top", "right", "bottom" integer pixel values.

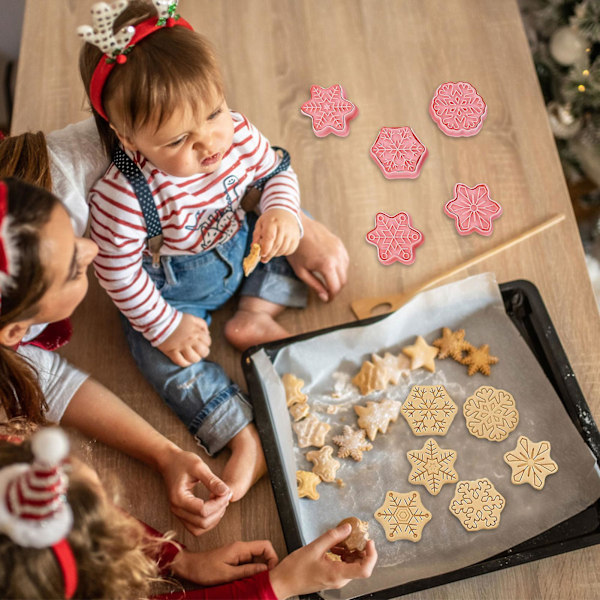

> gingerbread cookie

[
  {"left": 337, "top": 517, "right": 370, "bottom": 552},
  {"left": 432, "top": 327, "right": 470, "bottom": 360},
  {"left": 460, "top": 344, "right": 498, "bottom": 376},
  {"left": 371, "top": 352, "right": 411, "bottom": 385},
  {"left": 374, "top": 490, "right": 431, "bottom": 542},
  {"left": 289, "top": 403, "right": 310, "bottom": 422},
  {"left": 449, "top": 478, "right": 505, "bottom": 531},
  {"left": 503, "top": 435, "right": 558, "bottom": 490},
  {"left": 407, "top": 438, "right": 458, "bottom": 495},
  {"left": 296, "top": 470, "right": 321, "bottom": 500},
  {"left": 332, "top": 426, "right": 373, "bottom": 461},
  {"left": 401, "top": 385, "right": 457, "bottom": 436},
  {"left": 352, "top": 360, "right": 388, "bottom": 395},
  {"left": 402, "top": 336, "right": 439, "bottom": 372},
  {"left": 243, "top": 243, "right": 261, "bottom": 276},
  {"left": 463, "top": 386, "right": 518, "bottom": 442},
  {"left": 354, "top": 398, "right": 402, "bottom": 441},
  {"left": 306, "top": 445, "right": 341, "bottom": 482},
  {"left": 293, "top": 414, "right": 331, "bottom": 448},
  {"left": 282, "top": 373, "right": 307, "bottom": 407}
]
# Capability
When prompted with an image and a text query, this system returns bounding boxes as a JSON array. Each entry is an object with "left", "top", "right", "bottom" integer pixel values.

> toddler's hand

[
  {"left": 253, "top": 208, "right": 301, "bottom": 262},
  {"left": 158, "top": 312, "right": 211, "bottom": 367}
]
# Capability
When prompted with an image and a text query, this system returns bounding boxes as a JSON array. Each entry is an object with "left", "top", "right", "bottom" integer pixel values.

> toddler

[{"left": 78, "top": 0, "right": 311, "bottom": 500}]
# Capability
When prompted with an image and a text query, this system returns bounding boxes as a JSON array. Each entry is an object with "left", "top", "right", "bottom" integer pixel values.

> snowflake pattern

[
  {"left": 370, "top": 127, "right": 428, "bottom": 179},
  {"left": 463, "top": 386, "right": 519, "bottom": 442},
  {"left": 429, "top": 81, "right": 487, "bottom": 137},
  {"left": 407, "top": 438, "right": 458, "bottom": 495},
  {"left": 366, "top": 212, "right": 424, "bottom": 266},
  {"left": 300, "top": 84, "right": 358, "bottom": 137},
  {"left": 374, "top": 490, "right": 431, "bottom": 542},
  {"left": 444, "top": 183, "right": 502, "bottom": 236},
  {"left": 449, "top": 478, "right": 505, "bottom": 531},
  {"left": 504, "top": 435, "right": 558, "bottom": 490},
  {"left": 401, "top": 385, "right": 457, "bottom": 436}
]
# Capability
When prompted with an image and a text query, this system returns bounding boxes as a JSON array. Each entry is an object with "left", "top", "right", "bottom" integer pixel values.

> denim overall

[{"left": 113, "top": 147, "right": 306, "bottom": 454}]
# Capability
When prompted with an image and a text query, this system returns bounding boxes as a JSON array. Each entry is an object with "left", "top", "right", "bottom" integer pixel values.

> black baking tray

[{"left": 242, "top": 279, "right": 600, "bottom": 598}]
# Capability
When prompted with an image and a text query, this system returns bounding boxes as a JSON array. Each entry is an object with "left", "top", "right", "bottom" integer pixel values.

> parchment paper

[{"left": 249, "top": 273, "right": 600, "bottom": 600}]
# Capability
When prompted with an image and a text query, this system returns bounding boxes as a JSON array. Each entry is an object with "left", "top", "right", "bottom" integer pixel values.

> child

[
  {"left": 0, "top": 427, "right": 377, "bottom": 599},
  {"left": 0, "top": 176, "right": 231, "bottom": 535},
  {"left": 78, "top": 0, "right": 319, "bottom": 500}
]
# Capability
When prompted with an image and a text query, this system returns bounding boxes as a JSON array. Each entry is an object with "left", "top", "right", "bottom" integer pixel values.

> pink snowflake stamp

[
  {"left": 444, "top": 183, "right": 502, "bottom": 236},
  {"left": 370, "top": 127, "right": 428, "bottom": 179},
  {"left": 429, "top": 81, "right": 487, "bottom": 137},
  {"left": 300, "top": 84, "right": 358, "bottom": 137},
  {"left": 366, "top": 212, "right": 424, "bottom": 266}
]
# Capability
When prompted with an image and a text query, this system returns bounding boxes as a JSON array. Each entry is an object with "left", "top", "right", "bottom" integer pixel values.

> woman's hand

[
  {"left": 171, "top": 540, "right": 279, "bottom": 585},
  {"left": 157, "top": 446, "right": 232, "bottom": 536},
  {"left": 268, "top": 523, "right": 377, "bottom": 599},
  {"left": 287, "top": 213, "right": 349, "bottom": 302}
]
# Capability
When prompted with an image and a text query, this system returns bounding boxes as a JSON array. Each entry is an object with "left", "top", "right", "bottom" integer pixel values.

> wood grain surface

[{"left": 12, "top": 1, "right": 600, "bottom": 598}]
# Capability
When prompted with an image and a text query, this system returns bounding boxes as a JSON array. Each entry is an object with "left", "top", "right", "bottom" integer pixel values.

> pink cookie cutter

[
  {"left": 300, "top": 84, "right": 358, "bottom": 137},
  {"left": 429, "top": 81, "right": 487, "bottom": 137},
  {"left": 444, "top": 183, "right": 502, "bottom": 236},
  {"left": 370, "top": 127, "right": 428, "bottom": 180},
  {"left": 366, "top": 211, "right": 424, "bottom": 265}
]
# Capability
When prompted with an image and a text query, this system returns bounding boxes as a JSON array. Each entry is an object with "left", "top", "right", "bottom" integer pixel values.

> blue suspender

[{"left": 252, "top": 146, "right": 291, "bottom": 191}]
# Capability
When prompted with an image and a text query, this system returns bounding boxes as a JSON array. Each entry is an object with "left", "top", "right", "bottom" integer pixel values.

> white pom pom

[{"left": 31, "top": 428, "right": 70, "bottom": 467}]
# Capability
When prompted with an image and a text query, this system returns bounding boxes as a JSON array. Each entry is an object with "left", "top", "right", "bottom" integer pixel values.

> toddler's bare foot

[
  {"left": 222, "top": 424, "right": 267, "bottom": 502},
  {"left": 225, "top": 297, "right": 289, "bottom": 351}
]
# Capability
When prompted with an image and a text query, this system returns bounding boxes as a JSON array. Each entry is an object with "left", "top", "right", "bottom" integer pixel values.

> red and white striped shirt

[{"left": 89, "top": 111, "right": 300, "bottom": 346}]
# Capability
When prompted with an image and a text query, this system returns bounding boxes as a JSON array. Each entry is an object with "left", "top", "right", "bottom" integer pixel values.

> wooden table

[{"left": 13, "top": 1, "right": 600, "bottom": 597}]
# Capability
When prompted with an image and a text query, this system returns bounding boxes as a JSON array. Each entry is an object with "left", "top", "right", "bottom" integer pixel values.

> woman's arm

[{"left": 62, "top": 377, "right": 232, "bottom": 535}]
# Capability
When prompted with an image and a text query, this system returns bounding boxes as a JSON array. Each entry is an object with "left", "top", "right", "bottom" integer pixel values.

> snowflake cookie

[
  {"left": 374, "top": 490, "right": 432, "bottom": 542},
  {"left": 444, "top": 183, "right": 502, "bottom": 237},
  {"left": 296, "top": 470, "right": 321, "bottom": 500},
  {"left": 306, "top": 445, "right": 341, "bottom": 482},
  {"left": 332, "top": 426, "right": 373, "bottom": 461},
  {"left": 300, "top": 84, "right": 358, "bottom": 137},
  {"left": 370, "top": 127, "right": 428, "bottom": 179},
  {"left": 463, "top": 386, "right": 519, "bottom": 442},
  {"left": 449, "top": 478, "right": 505, "bottom": 531},
  {"left": 293, "top": 414, "right": 331, "bottom": 448},
  {"left": 402, "top": 336, "right": 439, "bottom": 372},
  {"left": 432, "top": 327, "right": 471, "bottom": 361},
  {"left": 281, "top": 373, "right": 307, "bottom": 407},
  {"left": 401, "top": 385, "right": 457, "bottom": 436},
  {"left": 503, "top": 435, "right": 558, "bottom": 490},
  {"left": 354, "top": 398, "right": 402, "bottom": 441},
  {"left": 429, "top": 81, "right": 487, "bottom": 137},
  {"left": 366, "top": 212, "right": 424, "bottom": 266},
  {"left": 407, "top": 438, "right": 458, "bottom": 495}
]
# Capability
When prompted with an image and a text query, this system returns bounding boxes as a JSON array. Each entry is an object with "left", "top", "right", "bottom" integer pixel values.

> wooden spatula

[{"left": 351, "top": 213, "right": 566, "bottom": 320}]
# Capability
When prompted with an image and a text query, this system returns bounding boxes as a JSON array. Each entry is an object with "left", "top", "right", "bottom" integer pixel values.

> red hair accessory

[
  {"left": 0, "top": 428, "right": 78, "bottom": 598},
  {"left": 0, "top": 180, "right": 18, "bottom": 311},
  {"left": 78, "top": 1, "right": 193, "bottom": 121}
]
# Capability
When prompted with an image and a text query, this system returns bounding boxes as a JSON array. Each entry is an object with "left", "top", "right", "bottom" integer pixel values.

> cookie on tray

[
  {"left": 463, "top": 385, "right": 518, "bottom": 442},
  {"left": 374, "top": 490, "right": 432, "bottom": 542},
  {"left": 402, "top": 336, "right": 439, "bottom": 372},
  {"left": 282, "top": 373, "right": 307, "bottom": 407},
  {"left": 371, "top": 352, "right": 411, "bottom": 385},
  {"left": 296, "top": 470, "right": 321, "bottom": 500},
  {"left": 352, "top": 360, "right": 388, "bottom": 395},
  {"left": 432, "top": 327, "right": 471, "bottom": 360},
  {"left": 460, "top": 343, "right": 498, "bottom": 376},
  {"left": 407, "top": 438, "right": 458, "bottom": 495},
  {"left": 332, "top": 426, "right": 373, "bottom": 461},
  {"left": 306, "top": 445, "right": 341, "bottom": 482},
  {"left": 293, "top": 413, "right": 331, "bottom": 448},
  {"left": 449, "top": 478, "right": 505, "bottom": 531},
  {"left": 354, "top": 397, "right": 402, "bottom": 441},
  {"left": 503, "top": 435, "right": 558, "bottom": 490},
  {"left": 401, "top": 385, "right": 457, "bottom": 436},
  {"left": 289, "top": 402, "right": 310, "bottom": 422}
]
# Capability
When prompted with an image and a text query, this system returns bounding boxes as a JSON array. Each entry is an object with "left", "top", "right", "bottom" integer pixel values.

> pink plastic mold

[
  {"left": 444, "top": 183, "right": 502, "bottom": 236},
  {"left": 370, "top": 127, "right": 428, "bottom": 180},
  {"left": 429, "top": 81, "right": 487, "bottom": 137},
  {"left": 366, "top": 212, "right": 424, "bottom": 265},
  {"left": 300, "top": 84, "right": 358, "bottom": 137}
]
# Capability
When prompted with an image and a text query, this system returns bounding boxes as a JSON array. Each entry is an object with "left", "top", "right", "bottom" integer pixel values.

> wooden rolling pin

[{"left": 351, "top": 213, "right": 566, "bottom": 320}]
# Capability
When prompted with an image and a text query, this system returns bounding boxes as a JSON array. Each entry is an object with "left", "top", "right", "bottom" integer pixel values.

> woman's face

[{"left": 32, "top": 203, "right": 98, "bottom": 325}]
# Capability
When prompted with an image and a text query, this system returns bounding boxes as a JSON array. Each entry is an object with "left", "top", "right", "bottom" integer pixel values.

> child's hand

[
  {"left": 157, "top": 312, "right": 211, "bottom": 367},
  {"left": 268, "top": 523, "right": 377, "bottom": 599},
  {"left": 156, "top": 446, "right": 232, "bottom": 536},
  {"left": 171, "top": 540, "right": 279, "bottom": 585},
  {"left": 253, "top": 208, "right": 301, "bottom": 262}
]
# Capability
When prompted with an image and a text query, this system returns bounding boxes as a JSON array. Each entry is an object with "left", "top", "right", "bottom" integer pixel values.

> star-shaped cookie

[
  {"left": 407, "top": 438, "right": 458, "bottom": 495},
  {"left": 460, "top": 344, "right": 499, "bottom": 376},
  {"left": 332, "top": 426, "right": 373, "bottom": 461},
  {"left": 432, "top": 328, "right": 470, "bottom": 360},
  {"left": 503, "top": 435, "right": 558, "bottom": 490},
  {"left": 402, "top": 336, "right": 439, "bottom": 372},
  {"left": 306, "top": 445, "right": 341, "bottom": 482}
]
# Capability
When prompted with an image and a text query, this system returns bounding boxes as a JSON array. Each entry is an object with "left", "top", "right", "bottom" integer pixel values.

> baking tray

[{"left": 242, "top": 279, "right": 600, "bottom": 598}]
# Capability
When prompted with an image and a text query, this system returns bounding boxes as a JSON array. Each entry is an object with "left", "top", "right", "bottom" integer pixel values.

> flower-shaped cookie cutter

[
  {"left": 444, "top": 183, "right": 502, "bottom": 236},
  {"left": 429, "top": 81, "right": 487, "bottom": 137},
  {"left": 370, "top": 127, "right": 428, "bottom": 179},
  {"left": 300, "top": 84, "right": 358, "bottom": 137},
  {"left": 366, "top": 212, "right": 424, "bottom": 266}
]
